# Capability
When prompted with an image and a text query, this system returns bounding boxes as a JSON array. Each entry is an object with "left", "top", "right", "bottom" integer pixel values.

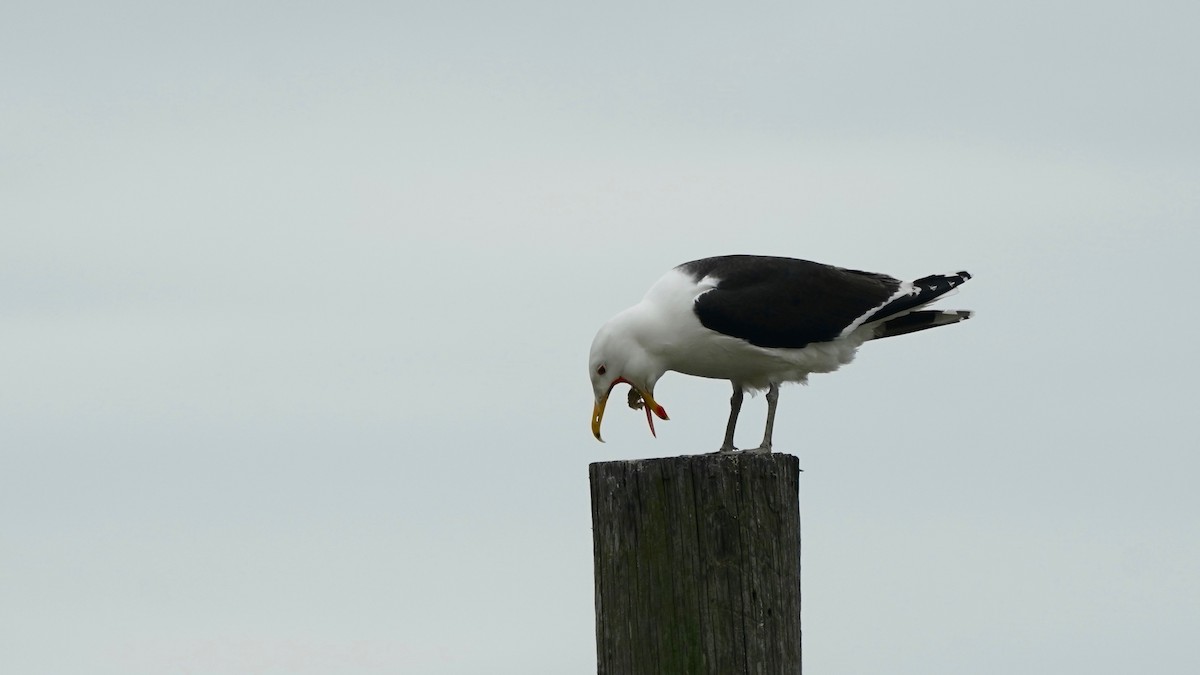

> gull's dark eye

[{"left": 596, "top": 365, "right": 607, "bottom": 376}]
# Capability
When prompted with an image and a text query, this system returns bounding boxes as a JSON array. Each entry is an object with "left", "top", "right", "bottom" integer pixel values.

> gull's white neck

[{"left": 610, "top": 269, "right": 716, "bottom": 382}]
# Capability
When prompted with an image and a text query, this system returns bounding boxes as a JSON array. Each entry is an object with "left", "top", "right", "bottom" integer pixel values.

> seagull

[{"left": 588, "top": 254, "right": 972, "bottom": 453}]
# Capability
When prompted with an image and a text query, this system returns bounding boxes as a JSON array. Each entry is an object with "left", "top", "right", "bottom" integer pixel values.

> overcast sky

[{"left": 3, "top": 1, "right": 1198, "bottom": 674}]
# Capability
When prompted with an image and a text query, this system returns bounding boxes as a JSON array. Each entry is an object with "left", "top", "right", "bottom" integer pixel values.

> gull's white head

[{"left": 588, "top": 310, "right": 669, "bottom": 442}]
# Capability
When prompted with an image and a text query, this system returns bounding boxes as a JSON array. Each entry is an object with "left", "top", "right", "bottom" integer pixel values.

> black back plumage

[{"left": 678, "top": 255, "right": 970, "bottom": 349}]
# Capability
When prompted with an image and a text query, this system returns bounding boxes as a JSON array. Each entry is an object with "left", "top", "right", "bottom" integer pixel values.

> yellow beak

[{"left": 592, "top": 395, "right": 608, "bottom": 442}]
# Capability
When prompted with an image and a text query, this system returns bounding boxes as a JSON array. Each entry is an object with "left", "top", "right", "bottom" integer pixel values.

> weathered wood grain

[{"left": 590, "top": 453, "right": 802, "bottom": 675}]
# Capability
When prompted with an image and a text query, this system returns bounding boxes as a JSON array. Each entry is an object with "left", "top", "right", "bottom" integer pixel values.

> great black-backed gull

[{"left": 588, "top": 254, "right": 972, "bottom": 453}]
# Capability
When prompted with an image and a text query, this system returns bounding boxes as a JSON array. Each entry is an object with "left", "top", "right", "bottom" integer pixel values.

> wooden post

[{"left": 589, "top": 453, "right": 802, "bottom": 675}]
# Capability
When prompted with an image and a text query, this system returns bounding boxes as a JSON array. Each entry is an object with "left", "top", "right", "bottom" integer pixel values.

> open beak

[{"left": 592, "top": 378, "right": 669, "bottom": 442}]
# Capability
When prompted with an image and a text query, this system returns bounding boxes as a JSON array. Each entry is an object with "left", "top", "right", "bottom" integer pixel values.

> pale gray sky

[{"left": 3, "top": 2, "right": 1198, "bottom": 674}]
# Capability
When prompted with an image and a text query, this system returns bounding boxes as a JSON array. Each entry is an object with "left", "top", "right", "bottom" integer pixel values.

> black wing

[{"left": 679, "top": 255, "right": 970, "bottom": 349}]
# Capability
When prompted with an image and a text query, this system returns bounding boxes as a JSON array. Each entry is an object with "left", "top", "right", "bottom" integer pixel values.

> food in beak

[{"left": 592, "top": 380, "right": 669, "bottom": 442}]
